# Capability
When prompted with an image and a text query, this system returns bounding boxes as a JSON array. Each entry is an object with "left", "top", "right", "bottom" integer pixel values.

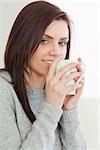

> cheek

[
  {"left": 35, "top": 46, "right": 47, "bottom": 58},
  {"left": 61, "top": 50, "right": 67, "bottom": 59}
]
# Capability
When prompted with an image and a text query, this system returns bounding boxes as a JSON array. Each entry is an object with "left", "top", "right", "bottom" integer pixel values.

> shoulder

[
  {"left": 0, "top": 70, "right": 15, "bottom": 111},
  {"left": 0, "top": 70, "right": 13, "bottom": 95}
]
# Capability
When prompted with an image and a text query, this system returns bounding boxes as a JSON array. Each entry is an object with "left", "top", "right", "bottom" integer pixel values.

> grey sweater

[{"left": 0, "top": 71, "right": 87, "bottom": 150}]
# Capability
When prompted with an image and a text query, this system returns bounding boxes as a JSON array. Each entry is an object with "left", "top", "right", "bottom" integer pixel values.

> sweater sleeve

[
  {"left": 21, "top": 102, "right": 63, "bottom": 150},
  {"left": 59, "top": 107, "right": 87, "bottom": 150},
  {"left": 0, "top": 82, "right": 63, "bottom": 150}
]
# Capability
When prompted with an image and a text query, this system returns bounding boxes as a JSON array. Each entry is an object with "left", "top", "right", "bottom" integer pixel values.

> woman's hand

[
  {"left": 62, "top": 58, "right": 85, "bottom": 110},
  {"left": 45, "top": 57, "right": 82, "bottom": 109}
]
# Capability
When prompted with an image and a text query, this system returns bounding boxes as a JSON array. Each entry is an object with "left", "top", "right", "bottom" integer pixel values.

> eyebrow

[{"left": 43, "top": 34, "right": 69, "bottom": 40}]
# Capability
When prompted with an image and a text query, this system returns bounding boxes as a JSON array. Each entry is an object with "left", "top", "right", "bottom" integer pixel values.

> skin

[{"left": 26, "top": 20, "right": 84, "bottom": 110}]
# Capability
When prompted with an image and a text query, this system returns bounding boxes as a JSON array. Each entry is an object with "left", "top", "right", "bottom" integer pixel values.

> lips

[{"left": 42, "top": 60, "right": 53, "bottom": 64}]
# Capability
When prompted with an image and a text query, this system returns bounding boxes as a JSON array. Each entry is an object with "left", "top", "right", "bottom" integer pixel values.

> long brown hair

[{"left": 3, "top": 1, "right": 71, "bottom": 123}]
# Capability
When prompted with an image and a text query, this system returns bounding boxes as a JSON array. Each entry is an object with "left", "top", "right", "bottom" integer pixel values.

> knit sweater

[{"left": 0, "top": 71, "right": 87, "bottom": 150}]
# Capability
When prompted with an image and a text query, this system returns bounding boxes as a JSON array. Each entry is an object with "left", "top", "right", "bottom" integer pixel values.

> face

[{"left": 29, "top": 20, "right": 69, "bottom": 78}]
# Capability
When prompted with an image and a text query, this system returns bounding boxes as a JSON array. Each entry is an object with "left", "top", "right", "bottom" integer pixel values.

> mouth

[{"left": 42, "top": 60, "right": 53, "bottom": 64}]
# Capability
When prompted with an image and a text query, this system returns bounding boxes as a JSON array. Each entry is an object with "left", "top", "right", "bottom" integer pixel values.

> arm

[
  {"left": 0, "top": 83, "right": 63, "bottom": 150},
  {"left": 59, "top": 107, "right": 87, "bottom": 150},
  {"left": 59, "top": 58, "right": 87, "bottom": 149}
]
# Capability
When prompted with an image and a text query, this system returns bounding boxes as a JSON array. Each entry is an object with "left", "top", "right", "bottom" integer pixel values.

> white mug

[{"left": 55, "top": 59, "right": 85, "bottom": 95}]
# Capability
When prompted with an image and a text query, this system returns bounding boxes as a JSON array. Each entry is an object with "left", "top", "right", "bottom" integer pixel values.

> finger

[
  {"left": 63, "top": 82, "right": 82, "bottom": 94},
  {"left": 74, "top": 83, "right": 83, "bottom": 90},
  {"left": 61, "top": 71, "right": 82, "bottom": 84},
  {"left": 77, "top": 63, "right": 85, "bottom": 73},
  {"left": 47, "top": 56, "right": 62, "bottom": 79},
  {"left": 75, "top": 82, "right": 84, "bottom": 95},
  {"left": 78, "top": 79, "right": 85, "bottom": 89},
  {"left": 75, "top": 73, "right": 84, "bottom": 84},
  {"left": 76, "top": 79, "right": 85, "bottom": 95},
  {"left": 77, "top": 58, "right": 85, "bottom": 73}
]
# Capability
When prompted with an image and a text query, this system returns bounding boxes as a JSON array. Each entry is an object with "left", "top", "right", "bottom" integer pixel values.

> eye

[
  {"left": 40, "top": 39, "right": 48, "bottom": 44},
  {"left": 59, "top": 41, "right": 67, "bottom": 47}
]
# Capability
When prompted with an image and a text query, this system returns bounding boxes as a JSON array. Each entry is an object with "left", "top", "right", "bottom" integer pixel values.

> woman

[{"left": 0, "top": 1, "right": 87, "bottom": 150}]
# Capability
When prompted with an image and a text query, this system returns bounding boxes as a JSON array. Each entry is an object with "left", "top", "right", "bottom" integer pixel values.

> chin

[{"left": 41, "top": 69, "right": 49, "bottom": 77}]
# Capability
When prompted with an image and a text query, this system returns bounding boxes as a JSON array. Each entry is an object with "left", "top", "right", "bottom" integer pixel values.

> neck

[{"left": 25, "top": 71, "right": 46, "bottom": 90}]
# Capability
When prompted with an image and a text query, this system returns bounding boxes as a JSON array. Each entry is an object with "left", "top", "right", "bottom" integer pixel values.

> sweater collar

[{"left": 0, "top": 70, "right": 45, "bottom": 94}]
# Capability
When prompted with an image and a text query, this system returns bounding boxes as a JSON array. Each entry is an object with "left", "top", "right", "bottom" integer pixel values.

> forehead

[{"left": 44, "top": 20, "right": 69, "bottom": 38}]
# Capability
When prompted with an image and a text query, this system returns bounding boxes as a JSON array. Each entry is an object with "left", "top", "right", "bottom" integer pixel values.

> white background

[{"left": 0, "top": 0, "right": 100, "bottom": 150}]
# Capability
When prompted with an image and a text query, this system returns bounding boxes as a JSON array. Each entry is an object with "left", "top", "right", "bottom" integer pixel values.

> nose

[{"left": 49, "top": 43, "right": 62, "bottom": 57}]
